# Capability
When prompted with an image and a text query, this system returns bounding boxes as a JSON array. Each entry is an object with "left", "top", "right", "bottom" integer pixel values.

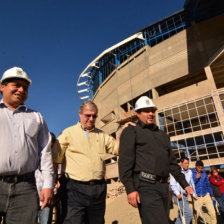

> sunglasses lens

[{"left": 84, "top": 114, "right": 97, "bottom": 118}]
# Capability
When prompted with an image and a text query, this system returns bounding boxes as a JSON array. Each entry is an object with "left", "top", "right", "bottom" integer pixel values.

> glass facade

[{"left": 158, "top": 95, "right": 224, "bottom": 163}]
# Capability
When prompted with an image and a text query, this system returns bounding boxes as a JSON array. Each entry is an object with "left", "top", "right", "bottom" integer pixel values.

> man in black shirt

[{"left": 119, "top": 96, "right": 193, "bottom": 224}]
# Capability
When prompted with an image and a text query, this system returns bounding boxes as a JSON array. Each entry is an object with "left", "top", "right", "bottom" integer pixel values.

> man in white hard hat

[
  {"left": 119, "top": 96, "right": 194, "bottom": 224},
  {"left": 0, "top": 67, "right": 54, "bottom": 224}
]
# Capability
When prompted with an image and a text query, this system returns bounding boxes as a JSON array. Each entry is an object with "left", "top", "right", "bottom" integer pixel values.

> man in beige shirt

[{"left": 53, "top": 101, "right": 119, "bottom": 224}]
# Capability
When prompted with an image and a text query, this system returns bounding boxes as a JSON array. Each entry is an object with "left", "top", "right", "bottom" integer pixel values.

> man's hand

[
  {"left": 196, "top": 172, "right": 201, "bottom": 179},
  {"left": 127, "top": 191, "right": 140, "bottom": 208},
  {"left": 122, "top": 122, "right": 136, "bottom": 131},
  {"left": 40, "top": 188, "right": 53, "bottom": 210},
  {"left": 177, "top": 194, "right": 182, "bottom": 199},
  {"left": 185, "top": 186, "right": 194, "bottom": 195},
  {"left": 194, "top": 196, "right": 198, "bottom": 200}
]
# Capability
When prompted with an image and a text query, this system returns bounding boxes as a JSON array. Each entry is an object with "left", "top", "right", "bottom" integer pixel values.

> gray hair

[{"left": 79, "top": 101, "right": 98, "bottom": 114}]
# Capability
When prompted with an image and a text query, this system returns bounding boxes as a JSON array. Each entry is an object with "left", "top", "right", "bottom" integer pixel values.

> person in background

[
  {"left": 53, "top": 152, "right": 62, "bottom": 224},
  {"left": 192, "top": 160, "right": 217, "bottom": 224},
  {"left": 35, "top": 132, "right": 57, "bottom": 224},
  {"left": 0, "top": 67, "right": 54, "bottom": 224},
  {"left": 170, "top": 157, "right": 197, "bottom": 224},
  {"left": 210, "top": 166, "right": 224, "bottom": 220}
]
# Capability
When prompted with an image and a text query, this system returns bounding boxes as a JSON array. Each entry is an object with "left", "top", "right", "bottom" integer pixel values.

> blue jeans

[
  {"left": 216, "top": 193, "right": 224, "bottom": 215},
  {"left": 174, "top": 195, "right": 193, "bottom": 224},
  {"left": 38, "top": 207, "right": 52, "bottom": 224},
  {"left": 0, "top": 180, "right": 39, "bottom": 224}
]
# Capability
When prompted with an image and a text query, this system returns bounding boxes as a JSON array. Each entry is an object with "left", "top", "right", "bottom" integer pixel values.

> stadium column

[{"left": 205, "top": 66, "right": 224, "bottom": 132}]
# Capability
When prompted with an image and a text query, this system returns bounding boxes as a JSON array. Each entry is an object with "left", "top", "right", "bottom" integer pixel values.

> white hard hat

[
  {"left": 1, "top": 67, "right": 32, "bottom": 85},
  {"left": 135, "top": 96, "right": 157, "bottom": 111}
]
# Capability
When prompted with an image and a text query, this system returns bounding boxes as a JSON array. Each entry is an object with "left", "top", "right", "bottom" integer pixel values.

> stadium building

[{"left": 77, "top": 0, "right": 224, "bottom": 179}]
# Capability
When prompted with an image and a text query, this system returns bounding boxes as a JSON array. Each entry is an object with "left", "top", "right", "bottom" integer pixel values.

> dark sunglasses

[{"left": 84, "top": 114, "right": 97, "bottom": 118}]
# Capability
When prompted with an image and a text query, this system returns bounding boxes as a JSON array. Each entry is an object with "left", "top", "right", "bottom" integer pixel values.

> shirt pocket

[{"left": 24, "top": 118, "right": 39, "bottom": 138}]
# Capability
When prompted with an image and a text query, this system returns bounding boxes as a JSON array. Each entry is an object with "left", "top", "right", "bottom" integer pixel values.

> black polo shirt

[{"left": 118, "top": 120, "right": 188, "bottom": 194}]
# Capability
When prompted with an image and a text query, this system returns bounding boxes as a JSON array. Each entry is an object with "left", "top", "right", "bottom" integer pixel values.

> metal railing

[{"left": 77, "top": 10, "right": 187, "bottom": 100}]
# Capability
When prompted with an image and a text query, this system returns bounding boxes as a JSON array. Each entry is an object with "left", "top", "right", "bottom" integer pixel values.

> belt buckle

[
  {"left": 89, "top": 181, "right": 95, "bottom": 186},
  {"left": 8, "top": 176, "right": 18, "bottom": 183},
  {"left": 2, "top": 176, "right": 18, "bottom": 183},
  {"left": 14, "top": 176, "right": 18, "bottom": 183}
]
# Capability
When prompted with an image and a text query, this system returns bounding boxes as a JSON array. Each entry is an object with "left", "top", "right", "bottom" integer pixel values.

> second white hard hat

[
  {"left": 135, "top": 96, "right": 157, "bottom": 111},
  {"left": 1, "top": 67, "right": 32, "bottom": 85}
]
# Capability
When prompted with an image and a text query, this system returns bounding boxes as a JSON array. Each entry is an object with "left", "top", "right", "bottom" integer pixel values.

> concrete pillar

[
  {"left": 152, "top": 88, "right": 159, "bottom": 99},
  {"left": 205, "top": 66, "right": 224, "bottom": 132},
  {"left": 204, "top": 66, "right": 216, "bottom": 89}
]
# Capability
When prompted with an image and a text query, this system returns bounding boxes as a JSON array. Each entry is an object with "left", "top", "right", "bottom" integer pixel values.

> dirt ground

[
  {"left": 105, "top": 190, "right": 224, "bottom": 224},
  {"left": 105, "top": 193, "right": 141, "bottom": 224},
  {"left": 105, "top": 192, "right": 180, "bottom": 224}
]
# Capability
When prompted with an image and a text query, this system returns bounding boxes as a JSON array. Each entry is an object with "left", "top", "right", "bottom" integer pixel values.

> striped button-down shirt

[{"left": 0, "top": 99, "right": 54, "bottom": 189}]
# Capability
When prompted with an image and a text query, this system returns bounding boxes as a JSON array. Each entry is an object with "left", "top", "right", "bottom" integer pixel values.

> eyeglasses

[
  {"left": 83, "top": 114, "right": 97, "bottom": 119},
  {"left": 139, "top": 109, "right": 156, "bottom": 113}
]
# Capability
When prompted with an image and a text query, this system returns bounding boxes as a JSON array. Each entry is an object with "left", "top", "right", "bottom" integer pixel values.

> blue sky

[{"left": 0, "top": 0, "right": 185, "bottom": 136}]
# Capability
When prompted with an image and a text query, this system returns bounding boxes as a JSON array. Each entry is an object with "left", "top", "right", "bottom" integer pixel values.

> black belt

[
  {"left": 71, "top": 178, "right": 105, "bottom": 186},
  {"left": 0, "top": 171, "right": 35, "bottom": 184},
  {"left": 138, "top": 171, "right": 168, "bottom": 183}
]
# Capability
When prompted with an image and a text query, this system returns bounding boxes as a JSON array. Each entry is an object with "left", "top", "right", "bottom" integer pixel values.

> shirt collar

[
  {"left": 0, "top": 99, "right": 4, "bottom": 107},
  {"left": 193, "top": 168, "right": 204, "bottom": 175},
  {"left": 0, "top": 99, "right": 27, "bottom": 111},
  {"left": 78, "top": 121, "right": 95, "bottom": 132},
  {"left": 137, "top": 120, "right": 158, "bottom": 130},
  {"left": 181, "top": 167, "right": 190, "bottom": 174}
]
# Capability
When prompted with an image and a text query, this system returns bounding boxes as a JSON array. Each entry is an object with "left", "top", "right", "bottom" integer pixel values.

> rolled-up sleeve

[
  {"left": 105, "top": 134, "right": 118, "bottom": 155},
  {"left": 38, "top": 115, "right": 54, "bottom": 189}
]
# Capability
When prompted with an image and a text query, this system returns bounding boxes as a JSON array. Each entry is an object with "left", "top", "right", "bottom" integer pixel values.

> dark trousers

[
  {"left": 0, "top": 180, "right": 39, "bottom": 224},
  {"left": 137, "top": 181, "right": 169, "bottom": 224},
  {"left": 216, "top": 193, "right": 224, "bottom": 218},
  {"left": 62, "top": 178, "right": 107, "bottom": 224}
]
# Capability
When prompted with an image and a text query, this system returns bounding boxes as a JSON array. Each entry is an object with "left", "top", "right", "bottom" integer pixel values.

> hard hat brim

[
  {"left": 0, "top": 76, "right": 32, "bottom": 85},
  {"left": 135, "top": 105, "right": 157, "bottom": 111}
]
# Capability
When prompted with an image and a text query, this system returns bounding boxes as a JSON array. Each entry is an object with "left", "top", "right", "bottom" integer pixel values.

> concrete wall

[{"left": 93, "top": 14, "right": 224, "bottom": 137}]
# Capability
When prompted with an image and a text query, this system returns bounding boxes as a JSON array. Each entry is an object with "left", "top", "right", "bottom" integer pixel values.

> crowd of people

[
  {"left": 170, "top": 159, "right": 224, "bottom": 224},
  {"left": 0, "top": 66, "right": 224, "bottom": 224}
]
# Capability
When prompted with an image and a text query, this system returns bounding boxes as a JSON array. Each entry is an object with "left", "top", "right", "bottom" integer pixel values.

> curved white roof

[{"left": 77, "top": 32, "right": 145, "bottom": 100}]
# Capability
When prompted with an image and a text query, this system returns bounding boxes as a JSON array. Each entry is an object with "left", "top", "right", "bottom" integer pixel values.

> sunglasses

[{"left": 84, "top": 114, "right": 98, "bottom": 119}]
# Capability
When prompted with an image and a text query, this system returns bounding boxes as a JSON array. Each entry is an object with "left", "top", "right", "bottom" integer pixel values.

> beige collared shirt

[{"left": 52, "top": 122, "right": 118, "bottom": 181}]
